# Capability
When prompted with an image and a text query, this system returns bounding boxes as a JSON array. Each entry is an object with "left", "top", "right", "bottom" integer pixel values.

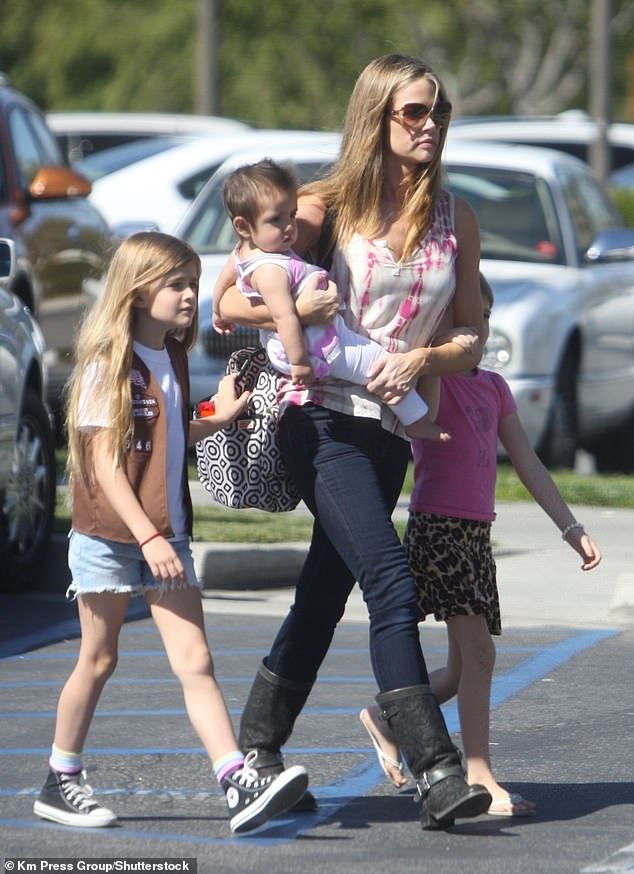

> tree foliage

[{"left": 0, "top": 0, "right": 633, "bottom": 127}]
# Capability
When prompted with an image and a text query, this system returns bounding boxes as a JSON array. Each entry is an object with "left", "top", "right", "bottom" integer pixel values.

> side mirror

[
  {"left": 0, "top": 237, "right": 15, "bottom": 283},
  {"left": 29, "top": 166, "right": 92, "bottom": 200}
]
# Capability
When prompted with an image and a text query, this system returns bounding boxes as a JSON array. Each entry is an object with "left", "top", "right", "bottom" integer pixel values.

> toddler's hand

[
  {"left": 213, "top": 310, "right": 236, "bottom": 335},
  {"left": 291, "top": 362, "right": 314, "bottom": 387}
]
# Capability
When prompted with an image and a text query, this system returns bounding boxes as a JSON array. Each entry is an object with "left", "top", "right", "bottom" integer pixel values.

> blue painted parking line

[
  {"left": 0, "top": 607, "right": 543, "bottom": 661},
  {"left": 2, "top": 646, "right": 380, "bottom": 661},
  {"left": 490, "top": 627, "right": 619, "bottom": 704}
]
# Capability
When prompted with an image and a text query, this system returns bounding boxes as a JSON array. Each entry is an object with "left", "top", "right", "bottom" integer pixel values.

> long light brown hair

[
  {"left": 65, "top": 232, "right": 201, "bottom": 487},
  {"left": 303, "top": 53, "right": 451, "bottom": 261}
]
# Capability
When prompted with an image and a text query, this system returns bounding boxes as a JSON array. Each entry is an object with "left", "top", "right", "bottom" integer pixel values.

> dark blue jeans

[{"left": 268, "top": 403, "right": 429, "bottom": 692}]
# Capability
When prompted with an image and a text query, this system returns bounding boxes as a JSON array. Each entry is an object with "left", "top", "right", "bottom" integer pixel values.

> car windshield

[
  {"left": 73, "top": 136, "right": 186, "bottom": 182},
  {"left": 445, "top": 164, "right": 564, "bottom": 264},
  {"left": 182, "top": 160, "right": 331, "bottom": 254}
]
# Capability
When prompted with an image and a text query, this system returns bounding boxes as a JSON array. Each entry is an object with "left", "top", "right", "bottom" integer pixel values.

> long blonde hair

[
  {"left": 303, "top": 53, "right": 451, "bottom": 261},
  {"left": 65, "top": 232, "right": 201, "bottom": 487}
]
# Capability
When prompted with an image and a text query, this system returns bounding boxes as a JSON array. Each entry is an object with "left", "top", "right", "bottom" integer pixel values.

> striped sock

[
  {"left": 49, "top": 744, "right": 82, "bottom": 775},
  {"left": 213, "top": 750, "right": 244, "bottom": 785}
]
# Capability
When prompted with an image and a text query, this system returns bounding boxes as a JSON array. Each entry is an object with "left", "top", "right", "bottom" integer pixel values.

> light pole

[
  {"left": 589, "top": 0, "right": 611, "bottom": 185},
  {"left": 195, "top": 0, "right": 217, "bottom": 115}
]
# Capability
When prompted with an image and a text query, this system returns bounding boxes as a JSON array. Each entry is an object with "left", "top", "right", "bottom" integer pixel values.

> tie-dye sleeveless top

[{"left": 279, "top": 190, "right": 457, "bottom": 436}]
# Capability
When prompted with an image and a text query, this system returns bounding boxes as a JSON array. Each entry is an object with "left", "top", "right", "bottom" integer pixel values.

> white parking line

[{"left": 581, "top": 842, "right": 634, "bottom": 872}]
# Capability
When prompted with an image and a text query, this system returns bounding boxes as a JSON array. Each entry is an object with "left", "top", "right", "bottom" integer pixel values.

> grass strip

[{"left": 54, "top": 454, "right": 634, "bottom": 542}]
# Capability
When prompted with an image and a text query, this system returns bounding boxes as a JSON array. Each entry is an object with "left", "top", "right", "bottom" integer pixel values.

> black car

[{"left": 0, "top": 75, "right": 112, "bottom": 416}]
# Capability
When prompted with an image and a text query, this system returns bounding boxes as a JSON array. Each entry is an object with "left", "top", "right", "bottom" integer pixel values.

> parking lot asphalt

[{"left": 1, "top": 497, "right": 633, "bottom": 872}]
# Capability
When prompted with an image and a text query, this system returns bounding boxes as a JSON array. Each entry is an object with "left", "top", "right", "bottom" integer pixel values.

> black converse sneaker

[
  {"left": 33, "top": 768, "right": 117, "bottom": 828},
  {"left": 222, "top": 751, "right": 309, "bottom": 834}
]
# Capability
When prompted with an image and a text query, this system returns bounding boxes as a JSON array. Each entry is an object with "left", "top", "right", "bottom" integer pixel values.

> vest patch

[
  {"left": 133, "top": 394, "right": 159, "bottom": 418},
  {"left": 133, "top": 439, "right": 152, "bottom": 453},
  {"left": 131, "top": 368, "right": 148, "bottom": 390}
]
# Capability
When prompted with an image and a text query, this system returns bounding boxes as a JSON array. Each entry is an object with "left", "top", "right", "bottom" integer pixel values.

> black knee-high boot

[
  {"left": 376, "top": 684, "right": 492, "bottom": 830},
  {"left": 238, "top": 660, "right": 317, "bottom": 811}
]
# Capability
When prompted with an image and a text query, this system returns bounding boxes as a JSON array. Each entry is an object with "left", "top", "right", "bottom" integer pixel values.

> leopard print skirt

[{"left": 403, "top": 512, "right": 501, "bottom": 636}]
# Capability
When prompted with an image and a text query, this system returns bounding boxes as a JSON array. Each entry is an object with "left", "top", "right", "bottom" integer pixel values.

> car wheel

[
  {"left": 538, "top": 353, "right": 578, "bottom": 469},
  {"left": 590, "top": 410, "right": 634, "bottom": 473},
  {"left": 0, "top": 388, "right": 56, "bottom": 592}
]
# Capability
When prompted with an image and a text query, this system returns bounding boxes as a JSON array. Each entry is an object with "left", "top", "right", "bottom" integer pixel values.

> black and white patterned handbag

[{"left": 195, "top": 347, "right": 301, "bottom": 513}]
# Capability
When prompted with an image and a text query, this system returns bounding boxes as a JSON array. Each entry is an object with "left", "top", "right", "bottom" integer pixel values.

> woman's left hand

[{"left": 366, "top": 350, "right": 427, "bottom": 402}]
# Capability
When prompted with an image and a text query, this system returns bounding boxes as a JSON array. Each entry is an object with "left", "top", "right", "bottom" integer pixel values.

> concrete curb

[
  {"left": 43, "top": 533, "right": 306, "bottom": 593},
  {"left": 41, "top": 502, "right": 634, "bottom": 631},
  {"left": 191, "top": 540, "right": 307, "bottom": 590}
]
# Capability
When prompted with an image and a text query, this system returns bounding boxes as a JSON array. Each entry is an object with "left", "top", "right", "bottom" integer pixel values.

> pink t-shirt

[{"left": 409, "top": 368, "right": 517, "bottom": 521}]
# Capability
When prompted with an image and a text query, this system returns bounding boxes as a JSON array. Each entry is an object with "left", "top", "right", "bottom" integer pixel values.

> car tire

[
  {"left": 0, "top": 388, "right": 56, "bottom": 592},
  {"left": 538, "top": 352, "right": 578, "bottom": 470},
  {"left": 590, "top": 410, "right": 634, "bottom": 473}
]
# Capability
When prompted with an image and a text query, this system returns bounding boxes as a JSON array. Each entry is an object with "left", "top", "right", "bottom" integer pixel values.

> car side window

[
  {"left": 446, "top": 165, "right": 563, "bottom": 264},
  {"left": 178, "top": 165, "right": 224, "bottom": 202},
  {"left": 182, "top": 160, "right": 330, "bottom": 253},
  {"left": 27, "top": 111, "right": 65, "bottom": 165},
  {"left": 560, "top": 170, "right": 618, "bottom": 254},
  {"left": 0, "top": 147, "right": 7, "bottom": 203},
  {"left": 8, "top": 106, "right": 45, "bottom": 187}
]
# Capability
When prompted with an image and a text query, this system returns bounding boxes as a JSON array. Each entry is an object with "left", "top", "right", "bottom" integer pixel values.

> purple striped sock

[{"left": 214, "top": 751, "right": 244, "bottom": 784}]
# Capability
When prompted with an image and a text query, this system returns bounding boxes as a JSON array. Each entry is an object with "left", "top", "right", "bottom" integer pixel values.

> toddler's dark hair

[
  {"left": 223, "top": 158, "right": 298, "bottom": 225},
  {"left": 479, "top": 272, "right": 494, "bottom": 306}
]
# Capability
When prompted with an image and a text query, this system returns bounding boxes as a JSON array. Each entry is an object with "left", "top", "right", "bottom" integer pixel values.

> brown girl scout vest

[{"left": 71, "top": 337, "right": 193, "bottom": 543}]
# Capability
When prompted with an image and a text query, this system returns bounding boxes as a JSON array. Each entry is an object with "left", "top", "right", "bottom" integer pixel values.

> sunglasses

[{"left": 389, "top": 100, "right": 452, "bottom": 129}]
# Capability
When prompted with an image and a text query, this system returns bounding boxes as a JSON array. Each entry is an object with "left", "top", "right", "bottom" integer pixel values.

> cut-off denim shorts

[{"left": 66, "top": 530, "right": 201, "bottom": 600}]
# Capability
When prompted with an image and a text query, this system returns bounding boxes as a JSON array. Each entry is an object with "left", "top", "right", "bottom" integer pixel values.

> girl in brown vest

[{"left": 33, "top": 231, "right": 308, "bottom": 835}]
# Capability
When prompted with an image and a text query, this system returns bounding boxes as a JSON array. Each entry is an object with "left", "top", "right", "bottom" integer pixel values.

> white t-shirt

[{"left": 77, "top": 343, "right": 187, "bottom": 540}]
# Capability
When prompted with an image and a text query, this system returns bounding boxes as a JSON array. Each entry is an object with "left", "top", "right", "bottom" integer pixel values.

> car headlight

[{"left": 482, "top": 328, "right": 512, "bottom": 370}]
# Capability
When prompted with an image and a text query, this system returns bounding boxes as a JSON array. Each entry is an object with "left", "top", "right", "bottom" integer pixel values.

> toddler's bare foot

[{"left": 405, "top": 415, "right": 450, "bottom": 442}]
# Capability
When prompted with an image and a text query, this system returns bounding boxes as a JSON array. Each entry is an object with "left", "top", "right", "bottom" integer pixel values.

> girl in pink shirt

[{"left": 360, "top": 275, "right": 602, "bottom": 817}]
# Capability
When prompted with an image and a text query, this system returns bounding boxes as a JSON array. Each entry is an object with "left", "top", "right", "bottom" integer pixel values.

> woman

[{"left": 218, "top": 53, "right": 490, "bottom": 831}]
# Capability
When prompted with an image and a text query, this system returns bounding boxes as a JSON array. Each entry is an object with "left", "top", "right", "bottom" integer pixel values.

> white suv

[
  {"left": 449, "top": 112, "right": 634, "bottom": 180},
  {"left": 180, "top": 138, "right": 634, "bottom": 471}
]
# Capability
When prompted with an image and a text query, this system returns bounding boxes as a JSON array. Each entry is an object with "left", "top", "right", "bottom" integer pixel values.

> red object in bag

[{"left": 196, "top": 399, "right": 216, "bottom": 418}]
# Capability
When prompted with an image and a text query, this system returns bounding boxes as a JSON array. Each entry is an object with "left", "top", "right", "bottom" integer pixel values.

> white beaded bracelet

[{"left": 561, "top": 522, "right": 584, "bottom": 540}]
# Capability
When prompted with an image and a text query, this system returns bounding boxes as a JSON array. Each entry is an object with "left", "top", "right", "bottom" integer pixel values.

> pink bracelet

[{"left": 139, "top": 531, "right": 161, "bottom": 549}]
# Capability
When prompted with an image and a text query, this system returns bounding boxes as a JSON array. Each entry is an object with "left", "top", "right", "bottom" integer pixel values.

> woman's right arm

[{"left": 217, "top": 194, "right": 339, "bottom": 329}]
